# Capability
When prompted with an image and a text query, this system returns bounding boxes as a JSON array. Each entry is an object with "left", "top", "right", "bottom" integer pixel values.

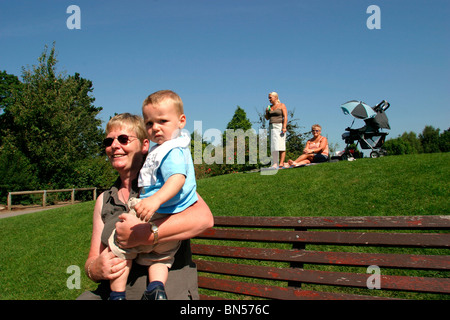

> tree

[
  {"left": 400, "top": 131, "right": 423, "bottom": 154},
  {"left": 224, "top": 106, "right": 255, "bottom": 169},
  {"left": 420, "top": 126, "right": 440, "bottom": 154},
  {"left": 284, "top": 109, "right": 306, "bottom": 160},
  {"left": 0, "top": 71, "right": 22, "bottom": 113},
  {"left": 384, "top": 131, "right": 422, "bottom": 155},
  {"left": 384, "top": 126, "right": 448, "bottom": 156},
  {"left": 439, "top": 128, "right": 450, "bottom": 152},
  {"left": 0, "top": 140, "right": 39, "bottom": 202},
  {"left": 0, "top": 71, "right": 23, "bottom": 146},
  {"left": 226, "top": 106, "right": 252, "bottom": 131},
  {"left": 0, "top": 43, "right": 105, "bottom": 189}
]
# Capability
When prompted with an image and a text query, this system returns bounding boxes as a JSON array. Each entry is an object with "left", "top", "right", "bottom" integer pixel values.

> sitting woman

[
  {"left": 79, "top": 113, "right": 214, "bottom": 300},
  {"left": 288, "top": 124, "right": 329, "bottom": 166}
]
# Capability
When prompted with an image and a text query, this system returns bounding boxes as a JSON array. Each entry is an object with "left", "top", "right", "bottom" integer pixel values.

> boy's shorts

[{"left": 108, "top": 198, "right": 181, "bottom": 268}]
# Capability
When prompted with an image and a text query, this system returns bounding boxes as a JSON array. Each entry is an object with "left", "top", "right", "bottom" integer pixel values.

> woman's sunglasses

[{"left": 103, "top": 134, "right": 138, "bottom": 147}]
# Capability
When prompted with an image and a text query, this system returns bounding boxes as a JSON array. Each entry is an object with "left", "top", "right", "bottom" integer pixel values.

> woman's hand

[
  {"left": 115, "top": 213, "right": 152, "bottom": 249},
  {"left": 89, "top": 247, "right": 127, "bottom": 281},
  {"left": 114, "top": 194, "right": 213, "bottom": 248}
]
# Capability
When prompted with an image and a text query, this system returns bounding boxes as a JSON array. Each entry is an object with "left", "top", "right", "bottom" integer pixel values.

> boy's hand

[{"left": 134, "top": 197, "right": 160, "bottom": 222}]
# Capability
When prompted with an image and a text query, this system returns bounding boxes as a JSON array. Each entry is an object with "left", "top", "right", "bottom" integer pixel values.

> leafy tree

[
  {"left": 0, "top": 71, "right": 22, "bottom": 112},
  {"left": 224, "top": 106, "right": 255, "bottom": 169},
  {"left": 284, "top": 109, "right": 306, "bottom": 161},
  {"left": 226, "top": 106, "right": 252, "bottom": 131},
  {"left": 385, "top": 131, "right": 422, "bottom": 155},
  {"left": 0, "top": 140, "right": 39, "bottom": 202},
  {"left": 0, "top": 71, "right": 23, "bottom": 146},
  {"left": 384, "top": 139, "right": 410, "bottom": 155},
  {"left": 0, "top": 43, "right": 105, "bottom": 190},
  {"left": 400, "top": 131, "right": 423, "bottom": 154},
  {"left": 420, "top": 125, "right": 440, "bottom": 154},
  {"left": 439, "top": 128, "right": 450, "bottom": 152},
  {"left": 385, "top": 126, "right": 448, "bottom": 156}
]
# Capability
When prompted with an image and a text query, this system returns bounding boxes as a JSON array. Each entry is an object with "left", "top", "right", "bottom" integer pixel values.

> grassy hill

[
  {"left": 197, "top": 153, "right": 449, "bottom": 217},
  {"left": 0, "top": 153, "right": 448, "bottom": 299}
]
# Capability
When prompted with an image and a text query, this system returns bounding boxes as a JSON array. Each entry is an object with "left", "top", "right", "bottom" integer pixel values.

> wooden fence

[{"left": 7, "top": 188, "right": 97, "bottom": 211}]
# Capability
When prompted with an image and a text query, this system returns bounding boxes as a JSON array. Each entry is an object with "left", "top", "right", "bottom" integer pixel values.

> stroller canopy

[
  {"left": 341, "top": 100, "right": 376, "bottom": 120},
  {"left": 341, "top": 100, "right": 391, "bottom": 131}
]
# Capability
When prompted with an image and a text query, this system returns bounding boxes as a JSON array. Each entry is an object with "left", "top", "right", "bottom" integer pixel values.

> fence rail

[{"left": 7, "top": 188, "right": 97, "bottom": 211}]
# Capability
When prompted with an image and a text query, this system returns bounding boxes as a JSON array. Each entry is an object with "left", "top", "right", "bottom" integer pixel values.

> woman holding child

[
  {"left": 288, "top": 124, "right": 329, "bottom": 166},
  {"left": 78, "top": 92, "right": 213, "bottom": 300}
]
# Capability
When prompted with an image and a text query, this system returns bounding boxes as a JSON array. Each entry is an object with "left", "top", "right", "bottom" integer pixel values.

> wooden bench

[{"left": 192, "top": 215, "right": 450, "bottom": 300}]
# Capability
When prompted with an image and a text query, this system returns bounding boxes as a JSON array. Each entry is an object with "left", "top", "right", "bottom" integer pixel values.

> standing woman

[{"left": 265, "top": 92, "right": 288, "bottom": 168}]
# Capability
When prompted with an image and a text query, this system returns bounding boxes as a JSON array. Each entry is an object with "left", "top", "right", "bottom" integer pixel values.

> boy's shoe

[
  {"left": 141, "top": 284, "right": 168, "bottom": 300},
  {"left": 109, "top": 291, "right": 126, "bottom": 300},
  {"left": 109, "top": 296, "right": 126, "bottom": 300}
]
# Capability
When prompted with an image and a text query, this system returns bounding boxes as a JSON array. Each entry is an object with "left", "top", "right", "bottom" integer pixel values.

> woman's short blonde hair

[
  {"left": 311, "top": 124, "right": 322, "bottom": 131},
  {"left": 105, "top": 113, "right": 147, "bottom": 143}
]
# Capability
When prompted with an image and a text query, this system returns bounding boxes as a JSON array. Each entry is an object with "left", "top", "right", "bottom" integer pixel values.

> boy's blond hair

[{"left": 142, "top": 90, "right": 184, "bottom": 115}]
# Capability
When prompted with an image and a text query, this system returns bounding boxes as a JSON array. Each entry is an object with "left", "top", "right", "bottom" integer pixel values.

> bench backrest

[{"left": 192, "top": 215, "right": 450, "bottom": 300}]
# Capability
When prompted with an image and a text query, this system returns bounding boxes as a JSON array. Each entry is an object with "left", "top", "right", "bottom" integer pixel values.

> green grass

[
  {"left": 0, "top": 153, "right": 448, "bottom": 299},
  {"left": 0, "top": 202, "right": 96, "bottom": 300},
  {"left": 197, "top": 153, "right": 449, "bottom": 217}
]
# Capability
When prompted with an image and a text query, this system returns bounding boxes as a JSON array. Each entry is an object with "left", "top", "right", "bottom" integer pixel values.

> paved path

[{"left": 0, "top": 203, "right": 74, "bottom": 219}]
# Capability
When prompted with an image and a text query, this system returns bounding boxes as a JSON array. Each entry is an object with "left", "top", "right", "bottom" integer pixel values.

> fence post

[
  {"left": 7, "top": 192, "right": 12, "bottom": 211},
  {"left": 93, "top": 187, "right": 97, "bottom": 200},
  {"left": 71, "top": 189, "right": 75, "bottom": 205},
  {"left": 43, "top": 190, "right": 47, "bottom": 208}
]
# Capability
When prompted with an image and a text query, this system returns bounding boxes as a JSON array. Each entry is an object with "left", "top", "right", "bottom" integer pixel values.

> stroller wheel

[{"left": 370, "top": 151, "right": 380, "bottom": 158}]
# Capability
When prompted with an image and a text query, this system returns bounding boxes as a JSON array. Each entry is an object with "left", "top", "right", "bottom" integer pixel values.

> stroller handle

[{"left": 374, "top": 100, "right": 390, "bottom": 112}]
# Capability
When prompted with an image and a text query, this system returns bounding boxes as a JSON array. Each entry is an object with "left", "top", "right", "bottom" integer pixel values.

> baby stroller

[{"left": 340, "top": 100, "right": 390, "bottom": 159}]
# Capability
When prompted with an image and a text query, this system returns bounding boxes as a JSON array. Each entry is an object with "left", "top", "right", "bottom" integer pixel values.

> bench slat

[
  {"left": 194, "top": 216, "right": 449, "bottom": 299},
  {"left": 192, "top": 244, "right": 450, "bottom": 270},
  {"left": 196, "top": 229, "right": 450, "bottom": 247},
  {"left": 195, "top": 260, "right": 450, "bottom": 294},
  {"left": 212, "top": 216, "right": 450, "bottom": 229},
  {"left": 197, "top": 276, "right": 391, "bottom": 300}
]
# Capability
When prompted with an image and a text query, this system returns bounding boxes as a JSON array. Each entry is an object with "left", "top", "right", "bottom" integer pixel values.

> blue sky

[{"left": 1, "top": 0, "right": 449, "bottom": 151}]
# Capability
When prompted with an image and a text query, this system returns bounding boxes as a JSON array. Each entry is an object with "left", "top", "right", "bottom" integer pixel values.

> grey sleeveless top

[{"left": 268, "top": 108, "right": 283, "bottom": 124}]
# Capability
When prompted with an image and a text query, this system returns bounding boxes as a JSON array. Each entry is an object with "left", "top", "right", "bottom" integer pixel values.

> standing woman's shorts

[{"left": 269, "top": 123, "right": 286, "bottom": 152}]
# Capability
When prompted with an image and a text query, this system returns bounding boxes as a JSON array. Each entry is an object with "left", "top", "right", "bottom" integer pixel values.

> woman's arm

[
  {"left": 84, "top": 193, "right": 127, "bottom": 282},
  {"left": 115, "top": 193, "right": 214, "bottom": 248},
  {"left": 281, "top": 103, "right": 288, "bottom": 133},
  {"left": 303, "top": 140, "right": 312, "bottom": 154}
]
